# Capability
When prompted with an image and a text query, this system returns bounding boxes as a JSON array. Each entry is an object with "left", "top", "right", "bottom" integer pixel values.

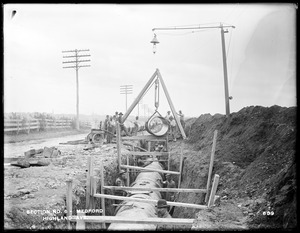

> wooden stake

[
  {"left": 90, "top": 176, "right": 96, "bottom": 209},
  {"left": 76, "top": 212, "right": 85, "bottom": 230},
  {"left": 86, "top": 156, "right": 94, "bottom": 209},
  {"left": 126, "top": 155, "right": 130, "bottom": 186},
  {"left": 167, "top": 152, "right": 171, "bottom": 171},
  {"left": 205, "top": 130, "right": 218, "bottom": 203},
  {"left": 207, "top": 174, "right": 220, "bottom": 208},
  {"left": 178, "top": 147, "right": 184, "bottom": 189},
  {"left": 100, "top": 161, "right": 106, "bottom": 217},
  {"left": 66, "top": 180, "right": 73, "bottom": 230},
  {"left": 116, "top": 122, "right": 121, "bottom": 173}
]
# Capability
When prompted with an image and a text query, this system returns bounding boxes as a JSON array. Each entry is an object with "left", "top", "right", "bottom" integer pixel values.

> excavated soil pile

[{"left": 170, "top": 105, "right": 296, "bottom": 230}]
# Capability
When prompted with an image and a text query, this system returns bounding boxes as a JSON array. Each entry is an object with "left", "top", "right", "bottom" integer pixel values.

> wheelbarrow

[{"left": 86, "top": 129, "right": 105, "bottom": 144}]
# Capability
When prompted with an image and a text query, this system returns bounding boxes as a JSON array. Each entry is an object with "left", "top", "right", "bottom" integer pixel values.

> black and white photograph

[{"left": 3, "top": 3, "right": 296, "bottom": 231}]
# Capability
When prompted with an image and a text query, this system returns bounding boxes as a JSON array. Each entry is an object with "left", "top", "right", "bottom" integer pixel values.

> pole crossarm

[
  {"left": 62, "top": 49, "right": 90, "bottom": 53},
  {"left": 63, "top": 55, "right": 91, "bottom": 58},
  {"left": 152, "top": 24, "right": 235, "bottom": 31}
]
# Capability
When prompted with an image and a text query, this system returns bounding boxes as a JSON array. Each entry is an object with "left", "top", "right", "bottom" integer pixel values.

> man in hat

[
  {"left": 165, "top": 111, "right": 172, "bottom": 123},
  {"left": 157, "top": 174, "right": 176, "bottom": 201},
  {"left": 114, "top": 170, "right": 127, "bottom": 204},
  {"left": 118, "top": 112, "right": 130, "bottom": 136},
  {"left": 155, "top": 199, "right": 173, "bottom": 230}
]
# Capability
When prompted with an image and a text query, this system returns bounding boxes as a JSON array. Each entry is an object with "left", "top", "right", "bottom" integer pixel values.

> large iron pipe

[
  {"left": 108, "top": 161, "right": 165, "bottom": 230},
  {"left": 145, "top": 116, "right": 169, "bottom": 137}
]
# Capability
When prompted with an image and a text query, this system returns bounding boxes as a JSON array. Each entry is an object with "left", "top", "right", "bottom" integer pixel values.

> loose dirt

[{"left": 3, "top": 105, "right": 297, "bottom": 230}]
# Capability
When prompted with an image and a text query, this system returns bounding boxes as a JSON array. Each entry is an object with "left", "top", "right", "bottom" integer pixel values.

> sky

[{"left": 3, "top": 3, "right": 296, "bottom": 118}]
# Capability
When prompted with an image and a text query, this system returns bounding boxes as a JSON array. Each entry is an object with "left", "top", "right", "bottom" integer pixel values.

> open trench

[{"left": 70, "top": 147, "right": 197, "bottom": 230}]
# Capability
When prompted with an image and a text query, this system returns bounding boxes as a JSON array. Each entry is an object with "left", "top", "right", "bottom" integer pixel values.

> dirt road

[{"left": 4, "top": 133, "right": 88, "bottom": 159}]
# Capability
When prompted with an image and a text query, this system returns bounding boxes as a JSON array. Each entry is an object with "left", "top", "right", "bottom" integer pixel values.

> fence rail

[{"left": 4, "top": 118, "right": 74, "bottom": 134}]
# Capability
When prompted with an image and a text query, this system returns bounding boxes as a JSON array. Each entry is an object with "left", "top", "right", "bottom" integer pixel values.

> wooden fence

[{"left": 4, "top": 118, "right": 73, "bottom": 134}]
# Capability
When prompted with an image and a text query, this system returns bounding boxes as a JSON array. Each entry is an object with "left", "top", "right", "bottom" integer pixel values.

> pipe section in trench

[{"left": 108, "top": 161, "right": 165, "bottom": 230}]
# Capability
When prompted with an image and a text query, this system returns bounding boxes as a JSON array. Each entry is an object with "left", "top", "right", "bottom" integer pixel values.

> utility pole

[
  {"left": 220, "top": 24, "right": 230, "bottom": 116},
  {"left": 120, "top": 85, "right": 133, "bottom": 112},
  {"left": 62, "top": 49, "right": 91, "bottom": 130},
  {"left": 151, "top": 23, "right": 234, "bottom": 117}
]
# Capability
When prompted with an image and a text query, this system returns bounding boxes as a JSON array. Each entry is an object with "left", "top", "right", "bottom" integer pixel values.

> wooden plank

[
  {"left": 76, "top": 212, "right": 85, "bottom": 230},
  {"left": 207, "top": 174, "right": 220, "bottom": 208},
  {"left": 69, "top": 215, "right": 195, "bottom": 225},
  {"left": 66, "top": 180, "right": 73, "bottom": 230},
  {"left": 120, "top": 165, "right": 180, "bottom": 175},
  {"left": 124, "top": 151, "right": 169, "bottom": 157},
  {"left": 93, "top": 193, "right": 207, "bottom": 209},
  {"left": 123, "top": 142, "right": 147, "bottom": 152},
  {"left": 121, "top": 135, "right": 167, "bottom": 141},
  {"left": 103, "top": 186, "right": 207, "bottom": 193},
  {"left": 205, "top": 130, "right": 218, "bottom": 203}
]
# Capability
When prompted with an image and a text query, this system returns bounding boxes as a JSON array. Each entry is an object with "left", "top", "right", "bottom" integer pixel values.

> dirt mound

[{"left": 173, "top": 105, "right": 296, "bottom": 229}]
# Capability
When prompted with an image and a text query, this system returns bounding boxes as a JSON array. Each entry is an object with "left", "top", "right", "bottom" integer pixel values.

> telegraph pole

[
  {"left": 120, "top": 85, "right": 133, "bottom": 112},
  {"left": 152, "top": 23, "right": 234, "bottom": 117},
  {"left": 62, "top": 49, "right": 91, "bottom": 130}
]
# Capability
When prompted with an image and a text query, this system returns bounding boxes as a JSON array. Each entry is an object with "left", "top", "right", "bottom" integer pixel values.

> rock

[
  {"left": 52, "top": 149, "right": 59, "bottom": 157},
  {"left": 21, "top": 194, "right": 28, "bottom": 200},
  {"left": 36, "top": 158, "right": 51, "bottom": 166},
  {"left": 10, "top": 159, "right": 30, "bottom": 168},
  {"left": 24, "top": 149, "right": 36, "bottom": 159},
  {"left": 43, "top": 147, "right": 54, "bottom": 158},
  {"left": 27, "top": 194, "right": 35, "bottom": 198},
  {"left": 18, "top": 189, "right": 31, "bottom": 195}
]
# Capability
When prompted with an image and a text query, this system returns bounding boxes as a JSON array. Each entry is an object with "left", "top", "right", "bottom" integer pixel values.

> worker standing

[
  {"left": 177, "top": 110, "right": 185, "bottom": 129},
  {"left": 169, "top": 116, "right": 177, "bottom": 141},
  {"left": 111, "top": 115, "right": 117, "bottom": 136},
  {"left": 114, "top": 170, "right": 127, "bottom": 204},
  {"left": 155, "top": 199, "right": 173, "bottom": 230},
  {"left": 133, "top": 116, "right": 139, "bottom": 136},
  {"left": 118, "top": 112, "right": 130, "bottom": 136},
  {"left": 165, "top": 111, "right": 172, "bottom": 123},
  {"left": 157, "top": 173, "right": 176, "bottom": 202},
  {"left": 103, "top": 115, "right": 109, "bottom": 142},
  {"left": 106, "top": 116, "right": 114, "bottom": 143}
]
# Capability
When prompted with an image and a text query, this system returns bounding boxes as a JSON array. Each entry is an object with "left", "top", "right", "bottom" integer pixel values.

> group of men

[
  {"left": 100, "top": 111, "right": 132, "bottom": 143},
  {"left": 100, "top": 112, "right": 142, "bottom": 143},
  {"left": 165, "top": 110, "right": 185, "bottom": 141}
]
